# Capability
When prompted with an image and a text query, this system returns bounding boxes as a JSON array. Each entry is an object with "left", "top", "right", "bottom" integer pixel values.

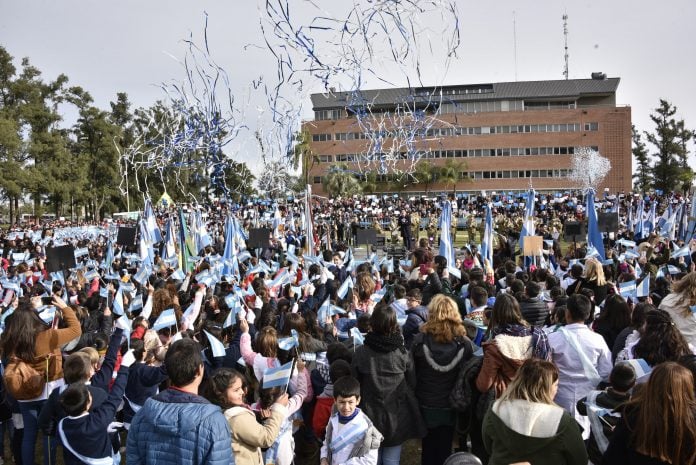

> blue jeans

[
  {"left": 19, "top": 399, "right": 50, "bottom": 465},
  {"left": 377, "top": 444, "right": 402, "bottom": 465}
]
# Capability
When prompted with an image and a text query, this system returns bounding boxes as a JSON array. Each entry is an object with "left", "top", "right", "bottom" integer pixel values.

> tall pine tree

[
  {"left": 645, "top": 100, "right": 684, "bottom": 194},
  {"left": 632, "top": 125, "right": 651, "bottom": 192}
]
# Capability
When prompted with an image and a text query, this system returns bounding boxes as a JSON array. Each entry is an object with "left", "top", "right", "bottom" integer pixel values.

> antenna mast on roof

[
  {"left": 562, "top": 13, "right": 569, "bottom": 80},
  {"left": 513, "top": 11, "right": 518, "bottom": 81}
]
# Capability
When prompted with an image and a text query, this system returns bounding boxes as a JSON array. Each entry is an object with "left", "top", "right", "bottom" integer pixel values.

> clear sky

[{"left": 1, "top": 0, "right": 695, "bottom": 174}]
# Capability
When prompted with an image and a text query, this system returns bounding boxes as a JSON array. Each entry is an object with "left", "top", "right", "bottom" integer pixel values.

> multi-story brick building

[{"left": 303, "top": 76, "right": 631, "bottom": 195}]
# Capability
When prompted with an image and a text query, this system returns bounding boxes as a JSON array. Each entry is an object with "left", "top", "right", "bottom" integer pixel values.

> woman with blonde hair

[
  {"left": 482, "top": 359, "right": 587, "bottom": 465},
  {"left": 659, "top": 271, "right": 696, "bottom": 346},
  {"left": 567, "top": 257, "right": 609, "bottom": 305},
  {"left": 602, "top": 362, "right": 696, "bottom": 464},
  {"left": 411, "top": 295, "right": 473, "bottom": 465}
]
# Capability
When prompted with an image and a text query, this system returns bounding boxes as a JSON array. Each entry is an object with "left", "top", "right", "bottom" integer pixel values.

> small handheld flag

[
  {"left": 262, "top": 360, "right": 294, "bottom": 389},
  {"left": 153, "top": 308, "right": 177, "bottom": 331},
  {"left": 203, "top": 330, "right": 226, "bottom": 358}
]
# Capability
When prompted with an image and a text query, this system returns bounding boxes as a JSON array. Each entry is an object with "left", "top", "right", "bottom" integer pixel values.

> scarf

[
  {"left": 364, "top": 331, "right": 406, "bottom": 354},
  {"left": 491, "top": 323, "right": 550, "bottom": 360},
  {"left": 338, "top": 407, "right": 361, "bottom": 424}
]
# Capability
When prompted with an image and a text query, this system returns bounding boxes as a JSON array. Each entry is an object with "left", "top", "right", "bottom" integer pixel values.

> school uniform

[
  {"left": 59, "top": 366, "right": 130, "bottom": 465},
  {"left": 122, "top": 362, "right": 167, "bottom": 425}
]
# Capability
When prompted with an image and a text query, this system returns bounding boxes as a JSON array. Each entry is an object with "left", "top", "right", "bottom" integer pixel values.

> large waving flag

[
  {"left": 178, "top": 207, "right": 193, "bottom": 273},
  {"left": 161, "top": 219, "right": 177, "bottom": 264},
  {"left": 586, "top": 188, "right": 606, "bottom": 261},
  {"left": 138, "top": 217, "right": 154, "bottom": 266},
  {"left": 634, "top": 197, "right": 645, "bottom": 239},
  {"left": 519, "top": 189, "right": 536, "bottom": 260},
  {"left": 644, "top": 201, "right": 657, "bottom": 236},
  {"left": 304, "top": 185, "right": 315, "bottom": 256},
  {"left": 221, "top": 214, "right": 239, "bottom": 278},
  {"left": 687, "top": 196, "right": 696, "bottom": 242},
  {"left": 438, "top": 199, "right": 456, "bottom": 268},
  {"left": 143, "top": 198, "right": 162, "bottom": 243},
  {"left": 479, "top": 203, "right": 494, "bottom": 269}
]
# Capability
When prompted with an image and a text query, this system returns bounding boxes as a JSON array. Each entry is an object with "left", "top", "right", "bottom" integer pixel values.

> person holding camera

[{"left": 0, "top": 294, "right": 81, "bottom": 465}]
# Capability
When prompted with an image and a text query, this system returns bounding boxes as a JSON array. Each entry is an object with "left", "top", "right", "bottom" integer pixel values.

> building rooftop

[{"left": 310, "top": 77, "right": 620, "bottom": 110}]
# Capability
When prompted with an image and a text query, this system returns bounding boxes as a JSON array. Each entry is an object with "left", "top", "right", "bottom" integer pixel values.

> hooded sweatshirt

[{"left": 482, "top": 399, "right": 587, "bottom": 465}]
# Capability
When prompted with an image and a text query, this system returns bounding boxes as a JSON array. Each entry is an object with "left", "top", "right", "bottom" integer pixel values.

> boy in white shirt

[{"left": 320, "top": 376, "right": 383, "bottom": 465}]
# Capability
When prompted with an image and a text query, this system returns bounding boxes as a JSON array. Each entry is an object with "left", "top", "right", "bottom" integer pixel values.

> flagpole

[{"left": 283, "top": 357, "right": 296, "bottom": 395}]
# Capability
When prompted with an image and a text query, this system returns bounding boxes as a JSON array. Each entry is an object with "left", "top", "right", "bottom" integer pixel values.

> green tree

[
  {"left": 645, "top": 100, "right": 685, "bottom": 194},
  {"left": 413, "top": 160, "right": 436, "bottom": 193},
  {"left": 258, "top": 160, "right": 294, "bottom": 199},
  {"left": 221, "top": 161, "right": 257, "bottom": 201},
  {"left": 632, "top": 125, "right": 651, "bottom": 192},
  {"left": 675, "top": 120, "right": 694, "bottom": 194},
  {"left": 293, "top": 129, "right": 315, "bottom": 187},
  {"left": 69, "top": 87, "right": 122, "bottom": 220},
  {"left": 323, "top": 164, "right": 361, "bottom": 198},
  {"left": 361, "top": 171, "right": 379, "bottom": 194},
  {"left": 439, "top": 159, "right": 466, "bottom": 193}
]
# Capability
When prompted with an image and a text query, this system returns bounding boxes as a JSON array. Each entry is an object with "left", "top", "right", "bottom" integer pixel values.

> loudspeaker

[
  {"left": 597, "top": 212, "right": 619, "bottom": 233},
  {"left": 116, "top": 227, "right": 137, "bottom": 246},
  {"left": 563, "top": 222, "right": 584, "bottom": 241},
  {"left": 248, "top": 228, "right": 271, "bottom": 249},
  {"left": 356, "top": 229, "right": 378, "bottom": 246},
  {"left": 46, "top": 245, "right": 76, "bottom": 273}
]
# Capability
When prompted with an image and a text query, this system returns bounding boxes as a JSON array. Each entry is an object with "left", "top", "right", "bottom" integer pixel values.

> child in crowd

[
  {"left": 206, "top": 368, "right": 289, "bottom": 465},
  {"left": 254, "top": 359, "right": 309, "bottom": 465},
  {"left": 122, "top": 338, "right": 168, "bottom": 427},
  {"left": 320, "top": 376, "right": 383, "bottom": 465},
  {"left": 312, "top": 359, "right": 352, "bottom": 440},
  {"left": 577, "top": 362, "right": 636, "bottom": 464},
  {"left": 58, "top": 349, "right": 135, "bottom": 465}
]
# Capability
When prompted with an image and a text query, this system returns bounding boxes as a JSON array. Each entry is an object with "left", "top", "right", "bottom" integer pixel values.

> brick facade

[{"left": 303, "top": 79, "right": 632, "bottom": 195}]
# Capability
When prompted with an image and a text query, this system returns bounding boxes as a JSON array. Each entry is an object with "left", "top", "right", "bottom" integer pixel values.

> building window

[
  {"left": 312, "top": 133, "right": 331, "bottom": 142},
  {"left": 585, "top": 122, "right": 599, "bottom": 131},
  {"left": 313, "top": 176, "right": 321, "bottom": 184}
]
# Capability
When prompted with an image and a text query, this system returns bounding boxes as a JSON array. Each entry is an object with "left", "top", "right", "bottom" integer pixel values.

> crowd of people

[{"left": 0, "top": 189, "right": 694, "bottom": 465}]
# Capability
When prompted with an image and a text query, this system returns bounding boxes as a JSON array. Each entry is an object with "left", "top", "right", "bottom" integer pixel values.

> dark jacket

[
  {"left": 593, "top": 319, "right": 627, "bottom": 352},
  {"left": 351, "top": 336, "right": 426, "bottom": 446},
  {"left": 402, "top": 305, "right": 428, "bottom": 349},
  {"left": 411, "top": 333, "right": 473, "bottom": 409},
  {"left": 483, "top": 402, "right": 587, "bottom": 465},
  {"left": 123, "top": 362, "right": 168, "bottom": 423},
  {"left": 601, "top": 409, "right": 693, "bottom": 465},
  {"left": 91, "top": 327, "right": 123, "bottom": 391},
  {"left": 421, "top": 272, "right": 445, "bottom": 306},
  {"left": 59, "top": 366, "right": 130, "bottom": 465},
  {"left": 126, "top": 388, "right": 232, "bottom": 465},
  {"left": 577, "top": 388, "right": 630, "bottom": 465},
  {"left": 566, "top": 278, "right": 609, "bottom": 305},
  {"left": 39, "top": 384, "right": 108, "bottom": 437},
  {"left": 519, "top": 297, "right": 549, "bottom": 327}
]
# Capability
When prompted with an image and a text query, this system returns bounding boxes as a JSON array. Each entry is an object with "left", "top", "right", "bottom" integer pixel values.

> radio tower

[{"left": 562, "top": 13, "right": 569, "bottom": 80}]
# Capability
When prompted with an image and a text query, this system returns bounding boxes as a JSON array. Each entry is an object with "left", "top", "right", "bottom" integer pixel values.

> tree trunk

[
  {"left": 8, "top": 197, "right": 13, "bottom": 226},
  {"left": 13, "top": 196, "right": 19, "bottom": 225}
]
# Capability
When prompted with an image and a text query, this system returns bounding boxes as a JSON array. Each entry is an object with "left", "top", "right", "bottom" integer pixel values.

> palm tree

[
  {"left": 413, "top": 161, "right": 436, "bottom": 193},
  {"left": 293, "top": 129, "right": 314, "bottom": 186},
  {"left": 361, "top": 171, "right": 379, "bottom": 194},
  {"left": 439, "top": 159, "right": 467, "bottom": 193},
  {"left": 323, "top": 164, "right": 362, "bottom": 198}
]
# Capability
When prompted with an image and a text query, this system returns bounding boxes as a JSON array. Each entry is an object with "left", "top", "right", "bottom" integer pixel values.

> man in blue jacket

[{"left": 127, "top": 338, "right": 233, "bottom": 465}]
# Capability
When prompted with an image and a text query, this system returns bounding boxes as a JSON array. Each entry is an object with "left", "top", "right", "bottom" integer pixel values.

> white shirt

[{"left": 547, "top": 323, "right": 612, "bottom": 439}]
